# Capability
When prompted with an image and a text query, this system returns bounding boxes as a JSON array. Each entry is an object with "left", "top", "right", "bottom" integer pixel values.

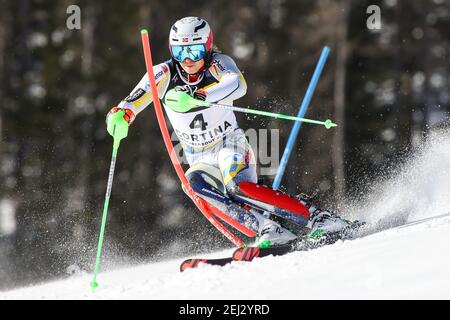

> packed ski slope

[
  {"left": 2, "top": 130, "right": 450, "bottom": 300},
  {"left": 2, "top": 213, "right": 450, "bottom": 299}
]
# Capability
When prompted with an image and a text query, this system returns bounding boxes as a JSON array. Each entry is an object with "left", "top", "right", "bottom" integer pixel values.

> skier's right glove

[{"left": 106, "top": 107, "right": 135, "bottom": 138}]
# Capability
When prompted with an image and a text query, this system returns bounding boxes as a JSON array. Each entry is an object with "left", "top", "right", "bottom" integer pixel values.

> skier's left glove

[{"left": 165, "top": 87, "right": 208, "bottom": 113}]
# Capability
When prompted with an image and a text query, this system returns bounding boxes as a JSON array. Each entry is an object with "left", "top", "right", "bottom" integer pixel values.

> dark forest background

[{"left": 0, "top": 0, "right": 449, "bottom": 291}]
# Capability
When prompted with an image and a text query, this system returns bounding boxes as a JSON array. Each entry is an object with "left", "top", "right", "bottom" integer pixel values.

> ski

[
  {"left": 179, "top": 210, "right": 450, "bottom": 272},
  {"left": 180, "top": 245, "right": 294, "bottom": 271},
  {"left": 230, "top": 222, "right": 366, "bottom": 263},
  {"left": 179, "top": 220, "right": 367, "bottom": 271},
  {"left": 232, "top": 244, "right": 293, "bottom": 262},
  {"left": 180, "top": 257, "right": 233, "bottom": 272}
]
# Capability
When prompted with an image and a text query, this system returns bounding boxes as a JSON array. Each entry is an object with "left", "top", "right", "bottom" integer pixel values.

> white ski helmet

[{"left": 169, "top": 17, "right": 214, "bottom": 62}]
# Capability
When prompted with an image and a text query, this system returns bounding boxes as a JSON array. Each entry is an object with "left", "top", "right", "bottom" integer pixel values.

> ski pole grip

[{"left": 107, "top": 110, "right": 129, "bottom": 149}]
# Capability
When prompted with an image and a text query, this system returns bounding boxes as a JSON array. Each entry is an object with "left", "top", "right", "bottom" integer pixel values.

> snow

[
  {"left": 1, "top": 213, "right": 450, "bottom": 300},
  {"left": 2, "top": 130, "right": 450, "bottom": 300}
]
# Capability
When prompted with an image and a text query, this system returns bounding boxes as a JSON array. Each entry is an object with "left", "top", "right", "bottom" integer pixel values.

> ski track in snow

[
  {"left": 2, "top": 130, "right": 450, "bottom": 300},
  {"left": 2, "top": 213, "right": 450, "bottom": 299}
]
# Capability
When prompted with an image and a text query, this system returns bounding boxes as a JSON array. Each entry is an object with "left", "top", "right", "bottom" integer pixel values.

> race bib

[{"left": 164, "top": 105, "right": 238, "bottom": 148}]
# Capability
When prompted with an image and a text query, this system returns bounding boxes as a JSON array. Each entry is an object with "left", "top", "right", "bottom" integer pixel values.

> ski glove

[
  {"left": 164, "top": 88, "right": 209, "bottom": 113},
  {"left": 106, "top": 107, "right": 135, "bottom": 139}
]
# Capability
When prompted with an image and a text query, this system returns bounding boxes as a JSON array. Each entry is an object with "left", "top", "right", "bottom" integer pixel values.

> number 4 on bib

[{"left": 189, "top": 113, "right": 208, "bottom": 130}]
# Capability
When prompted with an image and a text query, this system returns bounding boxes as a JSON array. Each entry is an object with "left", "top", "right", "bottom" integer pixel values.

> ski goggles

[{"left": 170, "top": 44, "right": 207, "bottom": 62}]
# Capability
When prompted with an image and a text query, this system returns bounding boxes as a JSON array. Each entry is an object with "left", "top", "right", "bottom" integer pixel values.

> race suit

[{"left": 117, "top": 53, "right": 261, "bottom": 231}]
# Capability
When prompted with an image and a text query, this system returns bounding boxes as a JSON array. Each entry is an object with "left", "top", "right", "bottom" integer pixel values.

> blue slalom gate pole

[{"left": 272, "top": 46, "right": 330, "bottom": 190}]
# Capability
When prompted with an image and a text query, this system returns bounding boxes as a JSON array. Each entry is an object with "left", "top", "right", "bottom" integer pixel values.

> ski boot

[
  {"left": 254, "top": 219, "right": 298, "bottom": 248},
  {"left": 296, "top": 194, "right": 365, "bottom": 245}
]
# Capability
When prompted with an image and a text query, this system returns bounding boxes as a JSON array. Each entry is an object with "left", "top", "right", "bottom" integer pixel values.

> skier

[{"left": 106, "top": 16, "right": 355, "bottom": 247}]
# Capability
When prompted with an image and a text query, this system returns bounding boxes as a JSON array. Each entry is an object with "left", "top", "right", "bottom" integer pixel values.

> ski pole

[
  {"left": 91, "top": 111, "right": 128, "bottom": 290},
  {"left": 272, "top": 46, "right": 330, "bottom": 190},
  {"left": 164, "top": 91, "right": 337, "bottom": 129},
  {"left": 210, "top": 101, "right": 336, "bottom": 128}
]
